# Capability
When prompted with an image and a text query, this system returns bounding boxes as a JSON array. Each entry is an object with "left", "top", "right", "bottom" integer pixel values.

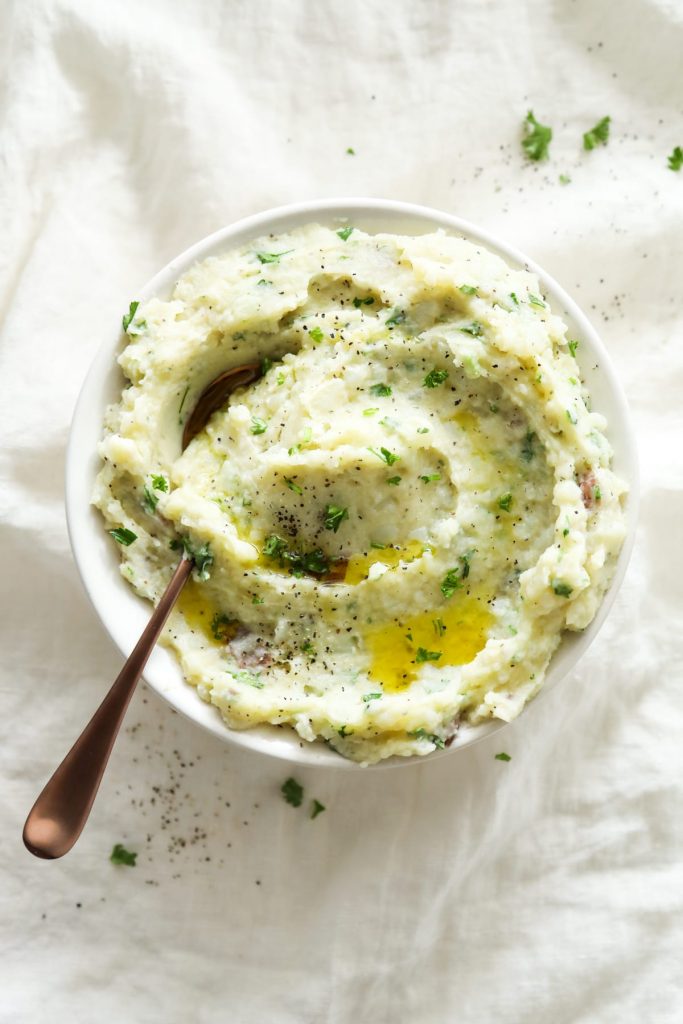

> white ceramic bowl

[{"left": 66, "top": 198, "right": 639, "bottom": 769}]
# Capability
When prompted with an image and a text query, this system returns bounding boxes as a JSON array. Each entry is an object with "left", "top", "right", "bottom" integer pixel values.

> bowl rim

[{"left": 65, "top": 196, "right": 639, "bottom": 770}]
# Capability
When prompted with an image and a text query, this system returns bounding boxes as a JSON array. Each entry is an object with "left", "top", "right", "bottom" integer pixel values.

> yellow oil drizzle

[
  {"left": 344, "top": 539, "right": 426, "bottom": 585},
  {"left": 175, "top": 580, "right": 238, "bottom": 645},
  {"left": 364, "top": 589, "right": 493, "bottom": 693}
]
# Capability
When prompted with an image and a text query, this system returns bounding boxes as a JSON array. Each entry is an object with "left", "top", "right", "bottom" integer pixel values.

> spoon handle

[{"left": 23, "top": 557, "right": 193, "bottom": 860}]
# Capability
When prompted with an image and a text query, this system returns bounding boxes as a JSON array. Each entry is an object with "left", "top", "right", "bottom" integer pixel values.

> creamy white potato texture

[{"left": 94, "top": 225, "right": 627, "bottom": 764}]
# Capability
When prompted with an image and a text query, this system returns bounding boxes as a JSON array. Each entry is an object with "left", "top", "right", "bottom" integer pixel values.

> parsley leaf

[
  {"left": 420, "top": 473, "right": 441, "bottom": 484},
  {"left": 281, "top": 777, "right": 303, "bottom": 807},
  {"left": 386, "top": 475, "right": 402, "bottom": 485},
  {"left": 210, "top": 612, "right": 236, "bottom": 641},
  {"left": 122, "top": 301, "right": 147, "bottom": 334},
  {"left": 459, "top": 321, "right": 483, "bottom": 336},
  {"left": 110, "top": 843, "right": 137, "bottom": 866},
  {"left": 423, "top": 368, "right": 449, "bottom": 388},
  {"left": 668, "top": 146, "right": 683, "bottom": 171},
  {"left": 498, "top": 492, "right": 513, "bottom": 512},
  {"left": 583, "top": 116, "right": 611, "bottom": 151},
  {"left": 323, "top": 504, "right": 349, "bottom": 532},
  {"left": 263, "top": 534, "right": 287, "bottom": 559},
  {"left": 568, "top": 339, "right": 579, "bottom": 358},
  {"left": 386, "top": 309, "right": 406, "bottom": 326},
  {"left": 310, "top": 799, "right": 326, "bottom": 819},
  {"left": 109, "top": 527, "right": 137, "bottom": 546},
  {"left": 521, "top": 431, "right": 536, "bottom": 462},
  {"left": 559, "top": 173, "right": 571, "bottom": 185},
  {"left": 415, "top": 648, "right": 442, "bottom": 663},
  {"left": 370, "top": 382, "right": 392, "bottom": 397},
  {"left": 362, "top": 692, "right": 382, "bottom": 702},
  {"left": 495, "top": 752, "right": 511, "bottom": 762},
  {"left": 151, "top": 474, "right": 168, "bottom": 492},
  {"left": 284, "top": 477, "right": 303, "bottom": 494},
  {"left": 346, "top": 146, "right": 355, "bottom": 155},
  {"left": 522, "top": 110, "right": 552, "bottom": 161},
  {"left": 410, "top": 728, "right": 445, "bottom": 749},
  {"left": 142, "top": 485, "right": 159, "bottom": 514},
  {"left": 170, "top": 537, "right": 214, "bottom": 580},
  {"left": 528, "top": 294, "right": 546, "bottom": 308},
  {"left": 369, "top": 446, "right": 400, "bottom": 466},
  {"left": 441, "top": 553, "right": 473, "bottom": 598},
  {"left": 256, "top": 250, "right": 293, "bottom": 264},
  {"left": 250, "top": 417, "right": 267, "bottom": 435},
  {"left": 337, "top": 226, "right": 354, "bottom": 241},
  {"left": 309, "top": 325, "right": 324, "bottom": 343},
  {"left": 353, "top": 296, "right": 375, "bottom": 308},
  {"left": 459, "top": 284, "right": 478, "bottom": 295},
  {"left": 553, "top": 580, "right": 573, "bottom": 597}
]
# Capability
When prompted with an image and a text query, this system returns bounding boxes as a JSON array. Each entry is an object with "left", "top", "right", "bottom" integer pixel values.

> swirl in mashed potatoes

[{"left": 94, "top": 224, "right": 627, "bottom": 764}]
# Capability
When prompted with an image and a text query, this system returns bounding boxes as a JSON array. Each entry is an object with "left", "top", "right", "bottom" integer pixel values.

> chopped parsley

[
  {"left": 277, "top": 372, "right": 286, "bottom": 386},
  {"left": 170, "top": 537, "right": 214, "bottom": 580},
  {"left": 521, "top": 431, "right": 536, "bottom": 462},
  {"left": 263, "top": 534, "right": 287, "bottom": 558},
  {"left": 369, "top": 382, "right": 392, "bottom": 397},
  {"left": 250, "top": 416, "right": 267, "bottom": 435},
  {"left": 301, "top": 640, "right": 315, "bottom": 656},
  {"left": 668, "top": 146, "right": 683, "bottom": 171},
  {"left": 552, "top": 580, "right": 573, "bottom": 597},
  {"left": 369, "top": 446, "right": 400, "bottom": 466},
  {"left": 566, "top": 409, "right": 577, "bottom": 425},
  {"left": 281, "top": 777, "right": 303, "bottom": 807},
  {"left": 386, "top": 475, "right": 402, "bottom": 485},
  {"left": 110, "top": 843, "right": 137, "bottom": 866},
  {"left": 252, "top": 594, "right": 264, "bottom": 605},
  {"left": 284, "top": 477, "right": 303, "bottom": 495},
  {"left": 210, "top": 613, "right": 236, "bottom": 641},
  {"left": 498, "top": 492, "right": 513, "bottom": 512},
  {"left": 310, "top": 799, "right": 326, "bottom": 819},
  {"left": 495, "top": 752, "right": 511, "bottom": 762},
  {"left": 309, "top": 325, "right": 324, "bottom": 343},
  {"left": 559, "top": 173, "right": 571, "bottom": 185},
  {"left": 122, "top": 301, "right": 146, "bottom": 334},
  {"left": 337, "top": 226, "right": 354, "bottom": 240},
  {"left": 337, "top": 725, "right": 352, "bottom": 737},
  {"left": 178, "top": 384, "right": 190, "bottom": 423},
  {"left": 528, "top": 293, "right": 546, "bottom": 308},
  {"left": 423, "top": 368, "right": 449, "bottom": 388},
  {"left": 522, "top": 110, "right": 552, "bottom": 161},
  {"left": 256, "top": 249, "right": 293, "bottom": 264},
  {"left": 459, "top": 321, "right": 483, "bottom": 336},
  {"left": 262, "top": 535, "right": 330, "bottom": 578},
  {"left": 386, "top": 309, "right": 406, "bottom": 326},
  {"left": 362, "top": 692, "right": 382, "bottom": 702},
  {"left": 459, "top": 284, "right": 478, "bottom": 295},
  {"left": 415, "top": 648, "right": 442, "bottom": 663},
  {"left": 410, "top": 728, "right": 445, "bottom": 749},
  {"left": 142, "top": 486, "right": 159, "bottom": 514},
  {"left": 346, "top": 146, "right": 355, "bottom": 155},
  {"left": 417, "top": 426, "right": 430, "bottom": 434},
  {"left": 568, "top": 339, "right": 579, "bottom": 358},
  {"left": 151, "top": 474, "right": 168, "bottom": 492},
  {"left": 261, "top": 356, "right": 273, "bottom": 375},
  {"left": 353, "top": 296, "right": 375, "bottom": 308},
  {"left": 363, "top": 407, "right": 379, "bottom": 416},
  {"left": 420, "top": 473, "right": 441, "bottom": 484},
  {"left": 583, "top": 116, "right": 611, "bottom": 151},
  {"left": 509, "top": 292, "right": 519, "bottom": 305},
  {"left": 323, "top": 504, "right": 349, "bottom": 532},
  {"left": 109, "top": 527, "right": 137, "bottom": 546},
  {"left": 441, "top": 553, "right": 472, "bottom": 598}
]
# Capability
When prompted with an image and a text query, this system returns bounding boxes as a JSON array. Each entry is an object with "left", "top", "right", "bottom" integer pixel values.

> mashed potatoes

[{"left": 94, "top": 224, "right": 627, "bottom": 763}]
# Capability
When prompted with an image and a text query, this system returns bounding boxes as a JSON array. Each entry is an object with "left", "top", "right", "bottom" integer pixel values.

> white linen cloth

[{"left": 2, "top": 0, "right": 682, "bottom": 1020}]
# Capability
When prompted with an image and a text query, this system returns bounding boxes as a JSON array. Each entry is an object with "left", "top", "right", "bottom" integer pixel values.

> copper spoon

[{"left": 23, "top": 362, "right": 261, "bottom": 860}]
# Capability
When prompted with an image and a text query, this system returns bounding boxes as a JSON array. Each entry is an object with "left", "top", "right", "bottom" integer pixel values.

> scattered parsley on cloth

[
  {"left": 110, "top": 843, "right": 137, "bottom": 866},
  {"left": 522, "top": 110, "right": 552, "bottom": 161},
  {"left": 583, "top": 116, "right": 611, "bottom": 151}
]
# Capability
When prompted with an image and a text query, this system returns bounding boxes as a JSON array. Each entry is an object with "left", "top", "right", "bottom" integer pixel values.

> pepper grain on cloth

[{"left": 1, "top": 1, "right": 682, "bottom": 1022}]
